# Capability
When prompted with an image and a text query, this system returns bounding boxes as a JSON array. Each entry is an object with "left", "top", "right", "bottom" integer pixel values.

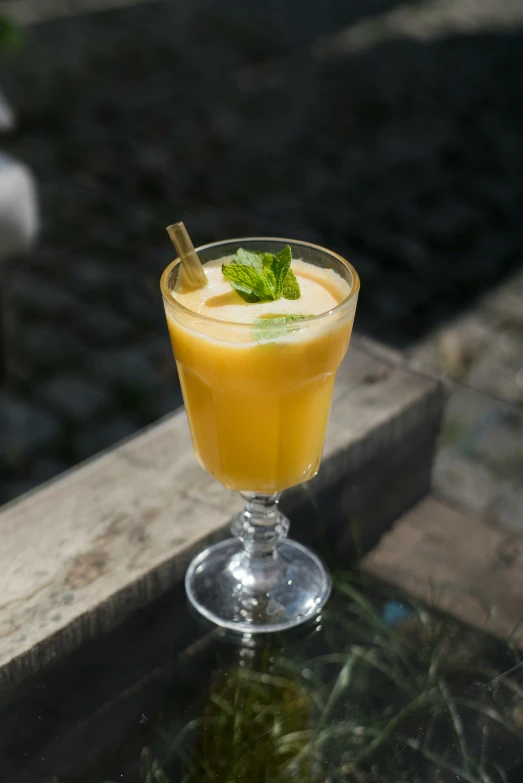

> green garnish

[
  {"left": 253, "top": 313, "right": 312, "bottom": 341},
  {"left": 282, "top": 268, "right": 300, "bottom": 300},
  {"left": 222, "top": 245, "right": 301, "bottom": 303}
]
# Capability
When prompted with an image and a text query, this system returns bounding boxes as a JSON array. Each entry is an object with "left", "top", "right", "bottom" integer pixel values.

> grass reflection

[{"left": 45, "top": 572, "right": 523, "bottom": 783}]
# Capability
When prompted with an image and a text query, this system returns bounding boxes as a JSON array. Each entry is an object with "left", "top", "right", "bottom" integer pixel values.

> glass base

[{"left": 185, "top": 537, "right": 331, "bottom": 633}]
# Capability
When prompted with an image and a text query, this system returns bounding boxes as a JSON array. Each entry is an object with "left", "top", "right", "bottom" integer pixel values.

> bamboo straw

[{"left": 166, "top": 222, "right": 207, "bottom": 289}]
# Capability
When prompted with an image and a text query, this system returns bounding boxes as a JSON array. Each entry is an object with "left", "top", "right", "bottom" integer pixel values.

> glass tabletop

[{"left": 1, "top": 555, "right": 522, "bottom": 783}]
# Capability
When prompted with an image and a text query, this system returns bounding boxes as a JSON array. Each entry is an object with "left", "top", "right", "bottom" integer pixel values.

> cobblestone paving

[
  {"left": 409, "top": 268, "right": 523, "bottom": 406},
  {"left": 428, "top": 380, "right": 523, "bottom": 536},
  {"left": 408, "top": 268, "right": 523, "bottom": 534},
  {"left": 0, "top": 0, "right": 522, "bottom": 506}
]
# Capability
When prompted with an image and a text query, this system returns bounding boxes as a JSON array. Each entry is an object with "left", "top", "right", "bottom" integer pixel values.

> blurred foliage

[{"left": 0, "top": 15, "right": 21, "bottom": 54}]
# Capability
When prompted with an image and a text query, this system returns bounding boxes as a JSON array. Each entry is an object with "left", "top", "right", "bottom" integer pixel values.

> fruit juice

[{"left": 164, "top": 258, "right": 355, "bottom": 494}]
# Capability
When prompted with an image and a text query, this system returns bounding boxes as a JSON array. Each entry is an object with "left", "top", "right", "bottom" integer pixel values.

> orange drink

[
  {"left": 163, "top": 257, "right": 355, "bottom": 493},
  {"left": 161, "top": 237, "right": 359, "bottom": 633}
]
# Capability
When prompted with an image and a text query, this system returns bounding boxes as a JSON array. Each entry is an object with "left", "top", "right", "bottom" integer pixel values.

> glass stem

[{"left": 232, "top": 492, "right": 290, "bottom": 557}]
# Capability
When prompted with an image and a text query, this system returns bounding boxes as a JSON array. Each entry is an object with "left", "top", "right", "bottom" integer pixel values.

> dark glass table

[{"left": 1, "top": 549, "right": 522, "bottom": 783}]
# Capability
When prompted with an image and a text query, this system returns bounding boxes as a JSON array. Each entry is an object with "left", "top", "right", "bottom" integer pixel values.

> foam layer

[{"left": 171, "top": 258, "right": 350, "bottom": 323}]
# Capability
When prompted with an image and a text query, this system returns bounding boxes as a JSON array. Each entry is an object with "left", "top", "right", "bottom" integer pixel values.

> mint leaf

[
  {"left": 271, "top": 246, "right": 292, "bottom": 298},
  {"left": 222, "top": 263, "right": 272, "bottom": 303},
  {"left": 234, "top": 248, "right": 269, "bottom": 272},
  {"left": 222, "top": 245, "right": 301, "bottom": 303},
  {"left": 231, "top": 249, "right": 277, "bottom": 297},
  {"left": 253, "top": 313, "right": 311, "bottom": 341},
  {"left": 283, "top": 268, "right": 300, "bottom": 300},
  {"left": 257, "top": 314, "right": 311, "bottom": 323}
]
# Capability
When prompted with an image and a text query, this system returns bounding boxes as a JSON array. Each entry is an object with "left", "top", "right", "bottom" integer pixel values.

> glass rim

[{"left": 160, "top": 236, "right": 360, "bottom": 328}]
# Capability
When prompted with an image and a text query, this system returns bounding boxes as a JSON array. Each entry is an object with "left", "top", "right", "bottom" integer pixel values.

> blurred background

[{"left": 0, "top": 0, "right": 522, "bottom": 504}]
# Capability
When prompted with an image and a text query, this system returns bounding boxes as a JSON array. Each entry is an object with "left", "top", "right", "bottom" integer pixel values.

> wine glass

[{"left": 161, "top": 238, "right": 359, "bottom": 632}]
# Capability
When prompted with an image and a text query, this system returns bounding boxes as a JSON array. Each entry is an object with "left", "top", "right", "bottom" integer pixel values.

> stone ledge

[{"left": 0, "top": 336, "right": 445, "bottom": 690}]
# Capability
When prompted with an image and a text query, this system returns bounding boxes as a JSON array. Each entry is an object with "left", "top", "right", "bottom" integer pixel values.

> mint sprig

[{"left": 222, "top": 246, "right": 301, "bottom": 303}]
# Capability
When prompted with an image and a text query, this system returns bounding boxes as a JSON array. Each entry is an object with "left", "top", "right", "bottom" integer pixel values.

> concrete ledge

[{"left": 0, "top": 336, "right": 445, "bottom": 690}]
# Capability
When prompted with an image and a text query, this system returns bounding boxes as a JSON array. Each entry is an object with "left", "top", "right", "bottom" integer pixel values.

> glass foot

[{"left": 185, "top": 537, "right": 331, "bottom": 633}]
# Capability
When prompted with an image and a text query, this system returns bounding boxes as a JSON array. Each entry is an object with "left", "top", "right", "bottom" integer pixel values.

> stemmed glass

[{"left": 161, "top": 238, "right": 359, "bottom": 632}]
